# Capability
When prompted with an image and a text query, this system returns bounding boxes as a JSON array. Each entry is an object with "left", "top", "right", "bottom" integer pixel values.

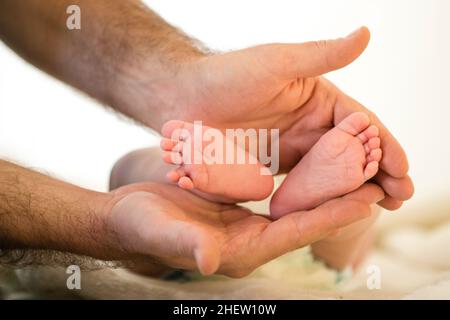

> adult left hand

[{"left": 105, "top": 182, "right": 384, "bottom": 277}]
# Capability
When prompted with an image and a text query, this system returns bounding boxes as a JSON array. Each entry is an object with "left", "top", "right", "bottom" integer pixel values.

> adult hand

[
  {"left": 105, "top": 182, "right": 384, "bottom": 277},
  {"left": 144, "top": 27, "right": 413, "bottom": 210}
]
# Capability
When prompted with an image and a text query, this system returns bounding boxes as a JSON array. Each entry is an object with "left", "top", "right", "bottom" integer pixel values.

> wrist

[
  {"left": 42, "top": 189, "right": 125, "bottom": 261},
  {"left": 0, "top": 160, "right": 126, "bottom": 260},
  {"left": 71, "top": 189, "right": 133, "bottom": 261},
  {"left": 109, "top": 50, "right": 206, "bottom": 130}
]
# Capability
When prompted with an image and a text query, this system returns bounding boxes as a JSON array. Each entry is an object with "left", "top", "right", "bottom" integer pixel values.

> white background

[{"left": 1, "top": 0, "right": 449, "bottom": 214}]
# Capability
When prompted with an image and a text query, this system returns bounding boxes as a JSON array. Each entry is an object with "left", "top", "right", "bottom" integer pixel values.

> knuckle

[{"left": 314, "top": 40, "right": 329, "bottom": 50}]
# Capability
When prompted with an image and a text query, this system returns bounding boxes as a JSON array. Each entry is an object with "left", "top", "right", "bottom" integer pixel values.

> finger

[
  {"left": 378, "top": 197, "right": 404, "bottom": 211},
  {"left": 254, "top": 184, "right": 384, "bottom": 264},
  {"left": 265, "top": 200, "right": 371, "bottom": 258},
  {"left": 342, "top": 183, "right": 385, "bottom": 203},
  {"left": 370, "top": 113, "right": 410, "bottom": 178},
  {"left": 346, "top": 181, "right": 405, "bottom": 211},
  {"left": 167, "top": 223, "right": 221, "bottom": 276},
  {"left": 374, "top": 171, "right": 414, "bottom": 202},
  {"left": 335, "top": 93, "right": 410, "bottom": 179},
  {"left": 257, "top": 27, "right": 370, "bottom": 79},
  {"left": 217, "top": 185, "right": 383, "bottom": 277},
  {"left": 332, "top": 88, "right": 414, "bottom": 203},
  {"left": 193, "top": 232, "right": 221, "bottom": 276}
]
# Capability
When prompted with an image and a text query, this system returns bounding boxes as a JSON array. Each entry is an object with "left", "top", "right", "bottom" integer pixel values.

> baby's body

[{"left": 111, "top": 112, "right": 382, "bottom": 219}]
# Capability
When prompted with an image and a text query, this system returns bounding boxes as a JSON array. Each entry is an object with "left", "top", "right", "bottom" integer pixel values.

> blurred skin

[{"left": 0, "top": 0, "right": 413, "bottom": 273}]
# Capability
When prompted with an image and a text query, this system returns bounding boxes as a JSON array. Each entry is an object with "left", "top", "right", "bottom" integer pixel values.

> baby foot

[
  {"left": 270, "top": 112, "right": 382, "bottom": 219},
  {"left": 160, "top": 120, "right": 274, "bottom": 201}
]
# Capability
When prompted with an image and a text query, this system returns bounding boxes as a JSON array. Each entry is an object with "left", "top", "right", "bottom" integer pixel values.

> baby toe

[
  {"left": 358, "top": 125, "right": 379, "bottom": 143},
  {"left": 337, "top": 112, "right": 371, "bottom": 136},
  {"left": 160, "top": 138, "right": 179, "bottom": 151},
  {"left": 161, "top": 120, "right": 194, "bottom": 142},
  {"left": 364, "top": 137, "right": 381, "bottom": 154},
  {"left": 368, "top": 137, "right": 381, "bottom": 150},
  {"left": 368, "top": 148, "right": 383, "bottom": 163},
  {"left": 178, "top": 176, "right": 194, "bottom": 190},
  {"left": 364, "top": 161, "right": 380, "bottom": 180},
  {"left": 167, "top": 167, "right": 187, "bottom": 182},
  {"left": 166, "top": 170, "right": 180, "bottom": 182},
  {"left": 163, "top": 151, "right": 183, "bottom": 165}
]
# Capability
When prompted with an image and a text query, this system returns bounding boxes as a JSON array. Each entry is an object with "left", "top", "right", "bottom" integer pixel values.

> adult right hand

[
  {"left": 133, "top": 27, "right": 413, "bottom": 210},
  {"left": 104, "top": 182, "right": 384, "bottom": 277}
]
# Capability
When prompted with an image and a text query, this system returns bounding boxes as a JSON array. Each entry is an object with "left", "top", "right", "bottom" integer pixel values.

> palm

[
  {"left": 109, "top": 182, "right": 286, "bottom": 277},
  {"left": 107, "top": 182, "right": 382, "bottom": 277}
]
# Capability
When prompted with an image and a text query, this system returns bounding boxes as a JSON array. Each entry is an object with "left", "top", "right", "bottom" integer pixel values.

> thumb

[
  {"left": 258, "top": 26, "right": 370, "bottom": 79},
  {"left": 256, "top": 184, "right": 384, "bottom": 261},
  {"left": 175, "top": 224, "right": 221, "bottom": 275},
  {"left": 192, "top": 232, "right": 221, "bottom": 276}
]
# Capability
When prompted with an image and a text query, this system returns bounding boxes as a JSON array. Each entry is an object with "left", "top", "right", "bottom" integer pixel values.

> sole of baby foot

[
  {"left": 161, "top": 120, "right": 274, "bottom": 201},
  {"left": 270, "top": 112, "right": 382, "bottom": 219}
]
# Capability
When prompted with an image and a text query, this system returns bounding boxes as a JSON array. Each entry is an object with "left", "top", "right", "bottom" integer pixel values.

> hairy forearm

[
  {"left": 0, "top": 0, "right": 203, "bottom": 129},
  {"left": 0, "top": 160, "right": 118, "bottom": 260}
]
